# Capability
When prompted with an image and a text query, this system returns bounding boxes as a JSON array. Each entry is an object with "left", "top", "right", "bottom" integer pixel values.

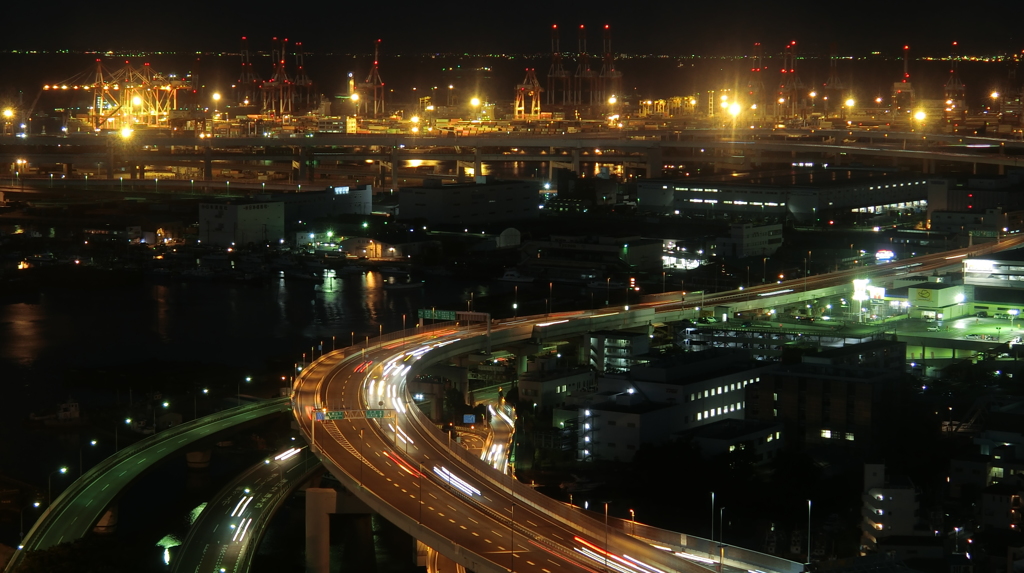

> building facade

[{"left": 198, "top": 201, "right": 284, "bottom": 246}]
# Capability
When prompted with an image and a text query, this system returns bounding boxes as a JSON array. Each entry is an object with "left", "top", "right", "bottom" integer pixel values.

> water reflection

[{"left": 0, "top": 302, "right": 45, "bottom": 366}]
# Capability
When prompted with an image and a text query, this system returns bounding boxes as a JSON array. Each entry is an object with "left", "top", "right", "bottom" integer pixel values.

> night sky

[{"left": 5, "top": 2, "right": 1023, "bottom": 56}]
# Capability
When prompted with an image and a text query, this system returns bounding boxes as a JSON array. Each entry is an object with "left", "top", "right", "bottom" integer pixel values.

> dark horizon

[{"left": 4, "top": 3, "right": 1024, "bottom": 57}]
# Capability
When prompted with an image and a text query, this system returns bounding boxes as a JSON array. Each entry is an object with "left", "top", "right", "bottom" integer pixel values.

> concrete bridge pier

[
  {"left": 391, "top": 146, "right": 400, "bottom": 190},
  {"left": 202, "top": 147, "right": 213, "bottom": 181},
  {"left": 185, "top": 449, "right": 212, "bottom": 469},
  {"left": 646, "top": 146, "right": 663, "bottom": 178},
  {"left": 572, "top": 148, "right": 581, "bottom": 173},
  {"left": 306, "top": 488, "right": 335, "bottom": 573},
  {"left": 92, "top": 505, "right": 118, "bottom": 535},
  {"left": 474, "top": 147, "right": 483, "bottom": 179}
]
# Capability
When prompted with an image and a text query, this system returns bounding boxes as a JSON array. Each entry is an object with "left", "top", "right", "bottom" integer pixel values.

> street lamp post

[
  {"left": 630, "top": 508, "right": 636, "bottom": 535},
  {"left": 711, "top": 491, "right": 716, "bottom": 542},
  {"left": 19, "top": 502, "right": 41, "bottom": 542},
  {"left": 239, "top": 376, "right": 251, "bottom": 405},
  {"left": 79, "top": 440, "right": 97, "bottom": 476},
  {"left": 48, "top": 467, "right": 68, "bottom": 505},
  {"left": 807, "top": 499, "right": 812, "bottom": 564},
  {"left": 604, "top": 502, "right": 610, "bottom": 570}
]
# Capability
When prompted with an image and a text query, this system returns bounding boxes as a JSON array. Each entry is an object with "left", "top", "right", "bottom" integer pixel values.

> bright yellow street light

[
  {"left": 120, "top": 127, "right": 133, "bottom": 139},
  {"left": 132, "top": 96, "right": 142, "bottom": 106},
  {"left": 350, "top": 92, "right": 360, "bottom": 102},
  {"left": 410, "top": 115, "right": 420, "bottom": 123},
  {"left": 991, "top": 91, "right": 1000, "bottom": 100},
  {"left": 2, "top": 109, "right": 12, "bottom": 119},
  {"left": 608, "top": 96, "right": 617, "bottom": 105},
  {"left": 914, "top": 110, "right": 926, "bottom": 121},
  {"left": 470, "top": 97, "right": 481, "bottom": 107},
  {"left": 728, "top": 102, "right": 741, "bottom": 117},
  {"left": 845, "top": 98, "right": 855, "bottom": 108},
  {"left": 212, "top": 93, "right": 221, "bottom": 102}
]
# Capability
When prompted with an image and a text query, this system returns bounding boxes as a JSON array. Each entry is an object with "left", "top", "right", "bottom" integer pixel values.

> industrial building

[
  {"left": 275, "top": 185, "right": 372, "bottom": 223},
  {"left": 636, "top": 171, "right": 928, "bottom": 223},
  {"left": 397, "top": 177, "right": 540, "bottom": 226},
  {"left": 198, "top": 201, "right": 284, "bottom": 246}
]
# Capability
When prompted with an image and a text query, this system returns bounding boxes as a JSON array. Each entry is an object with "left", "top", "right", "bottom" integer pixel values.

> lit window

[
  {"left": 845, "top": 432, "right": 855, "bottom": 441},
  {"left": 821, "top": 429, "right": 832, "bottom": 439},
  {"left": 697, "top": 412, "right": 702, "bottom": 421},
  {"left": 729, "top": 445, "right": 736, "bottom": 452},
  {"left": 767, "top": 435, "right": 773, "bottom": 442}
]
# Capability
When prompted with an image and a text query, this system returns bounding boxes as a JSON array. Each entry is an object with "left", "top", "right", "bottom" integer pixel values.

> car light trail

[
  {"left": 230, "top": 496, "right": 248, "bottom": 517},
  {"left": 273, "top": 447, "right": 302, "bottom": 461},
  {"left": 757, "top": 289, "right": 794, "bottom": 297},
  {"left": 233, "top": 517, "right": 253, "bottom": 542},
  {"left": 536, "top": 319, "right": 569, "bottom": 327},
  {"left": 673, "top": 551, "right": 716, "bottom": 564},
  {"left": 432, "top": 466, "right": 480, "bottom": 496},
  {"left": 384, "top": 451, "right": 424, "bottom": 477}
]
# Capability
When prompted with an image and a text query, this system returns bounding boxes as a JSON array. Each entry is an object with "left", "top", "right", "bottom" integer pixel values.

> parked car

[
  {"left": 976, "top": 311, "right": 988, "bottom": 318},
  {"left": 927, "top": 325, "right": 940, "bottom": 332}
]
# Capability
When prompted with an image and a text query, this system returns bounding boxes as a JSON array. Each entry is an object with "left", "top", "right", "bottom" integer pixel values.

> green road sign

[
  {"left": 321, "top": 409, "right": 394, "bottom": 420},
  {"left": 418, "top": 309, "right": 457, "bottom": 321}
]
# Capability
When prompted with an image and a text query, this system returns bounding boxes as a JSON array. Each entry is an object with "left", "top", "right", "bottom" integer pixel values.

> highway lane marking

[
  {"left": 527, "top": 520, "right": 537, "bottom": 526},
  {"left": 550, "top": 534, "right": 563, "bottom": 540},
  {"left": 428, "top": 506, "right": 435, "bottom": 511},
  {"left": 491, "top": 530, "right": 503, "bottom": 537},
  {"left": 119, "top": 471, "right": 127, "bottom": 477},
  {"left": 460, "top": 525, "right": 467, "bottom": 529},
  {"left": 484, "top": 539, "right": 492, "bottom": 543},
  {"left": 472, "top": 532, "right": 479, "bottom": 537},
  {"left": 468, "top": 517, "right": 478, "bottom": 524},
  {"left": 543, "top": 569, "right": 551, "bottom": 573},
  {"left": 547, "top": 559, "right": 561, "bottom": 566},
  {"left": 101, "top": 484, "right": 109, "bottom": 491},
  {"left": 527, "top": 561, "right": 535, "bottom": 566},
  {"left": 428, "top": 493, "right": 437, "bottom": 499},
  {"left": 136, "top": 459, "right": 147, "bottom": 465},
  {"left": 447, "top": 504, "right": 457, "bottom": 511},
  {"left": 449, "top": 519, "right": 456, "bottom": 524}
]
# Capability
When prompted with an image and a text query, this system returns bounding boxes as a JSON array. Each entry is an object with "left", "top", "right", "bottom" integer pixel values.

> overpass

[
  {"left": 294, "top": 235, "right": 1024, "bottom": 573},
  {"left": 4, "top": 397, "right": 291, "bottom": 573},
  {"left": 2, "top": 129, "right": 1023, "bottom": 185}
]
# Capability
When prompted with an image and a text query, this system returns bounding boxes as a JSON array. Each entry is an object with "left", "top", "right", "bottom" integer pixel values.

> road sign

[
  {"left": 319, "top": 409, "right": 394, "bottom": 420},
  {"left": 418, "top": 308, "right": 457, "bottom": 321}
]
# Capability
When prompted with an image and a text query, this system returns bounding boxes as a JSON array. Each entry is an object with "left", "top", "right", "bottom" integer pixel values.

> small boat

[
  {"left": 499, "top": 269, "right": 536, "bottom": 283},
  {"left": 383, "top": 276, "right": 424, "bottom": 290}
]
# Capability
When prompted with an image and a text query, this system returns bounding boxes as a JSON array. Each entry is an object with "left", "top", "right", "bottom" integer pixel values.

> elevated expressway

[
  {"left": 172, "top": 447, "right": 321, "bottom": 573},
  {"left": 295, "top": 237, "right": 1024, "bottom": 573},
  {"left": 3, "top": 129, "right": 1024, "bottom": 183},
  {"left": 4, "top": 398, "right": 291, "bottom": 573}
]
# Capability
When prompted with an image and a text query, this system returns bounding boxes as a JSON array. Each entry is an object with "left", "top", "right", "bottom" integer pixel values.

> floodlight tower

[
  {"left": 598, "top": 25, "right": 622, "bottom": 106},
  {"left": 944, "top": 41, "right": 966, "bottom": 122},
  {"left": 892, "top": 45, "right": 915, "bottom": 116},
  {"left": 547, "top": 25, "right": 572, "bottom": 106},
  {"left": 359, "top": 39, "right": 386, "bottom": 118},
  {"left": 747, "top": 42, "right": 766, "bottom": 120},
  {"left": 236, "top": 36, "right": 262, "bottom": 106},
  {"left": 574, "top": 26, "right": 598, "bottom": 106},
  {"left": 778, "top": 41, "right": 804, "bottom": 119},
  {"left": 293, "top": 41, "right": 313, "bottom": 110},
  {"left": 822, "top": 43, "right": 846, "bottom": 117}
]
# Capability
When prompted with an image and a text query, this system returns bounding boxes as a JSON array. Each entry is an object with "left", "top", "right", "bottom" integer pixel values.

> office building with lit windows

[
  {"left": 574, "top": 350, "right": 773, "bottom": 462},
  {"left": 635, "top": 171, "right": 928, "bottom": 223},
  {"left": 746, "top": 362, "right": 902, "bottom": 452}
]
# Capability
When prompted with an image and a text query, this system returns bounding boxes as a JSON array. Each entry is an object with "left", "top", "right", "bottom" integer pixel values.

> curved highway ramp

[{"left": 5, "top": 397, "right": 291, "bottom": 573}]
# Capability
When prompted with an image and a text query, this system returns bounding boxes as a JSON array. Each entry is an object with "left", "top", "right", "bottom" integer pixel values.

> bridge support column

[
  {"left": 185, "top": 449, "right": 211, "bottom": 469},
  {"left": 646, "top": 146, "right": 663, "bottom": 178},
  {"left": 474, "top": 148, "right": 483, "bottom": 179},
  {"left": 999, "top": 163, "right": 1005, "bottom": 175},
  {"left": 572, "top": 148, "right": 581, "bottom": 174},
  {"left": 416, "top": 540, "right": 430, "bottom": 568},
  {"left": 93, "top": 505, "right": 118, "bottom": 535},
  {"left": 306, "top": 487, "right": 336, "bottom": 573},
  {"left": 203, "top": 147, "right": 213, "bottom": 181},
  {"left": 391, "top": 146, "right": 400, "bottom": 190}
]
